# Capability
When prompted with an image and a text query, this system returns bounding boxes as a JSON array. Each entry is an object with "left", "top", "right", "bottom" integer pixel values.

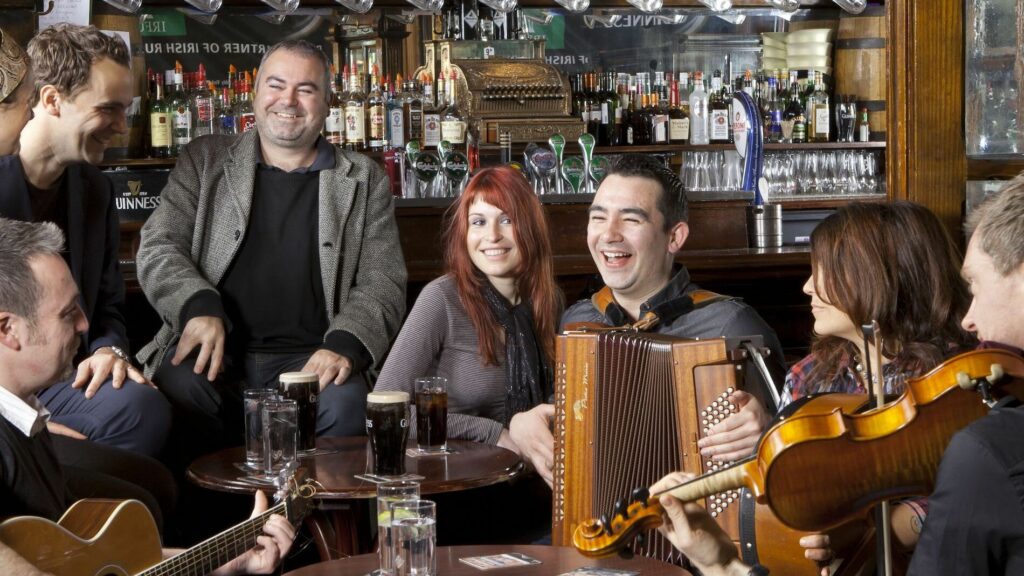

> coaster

[
  {"left": 406, "top": 447, "right": 458, "bottom": 458},
  {"left": 354, "top": 473, "right": 426, "bottom": 484}
]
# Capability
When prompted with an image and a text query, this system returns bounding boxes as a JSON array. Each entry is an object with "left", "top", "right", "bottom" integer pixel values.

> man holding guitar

[
  {"left": 0, "top": 217, "right": 296, "bottom": 575},
  {"left": 653, "top": 182, "right": 1024, "bottom": 575}
]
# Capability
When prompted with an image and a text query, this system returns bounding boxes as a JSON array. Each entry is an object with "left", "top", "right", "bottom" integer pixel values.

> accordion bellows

[{"left": 552, "top": 330, "right": 749, "bottom": 563}]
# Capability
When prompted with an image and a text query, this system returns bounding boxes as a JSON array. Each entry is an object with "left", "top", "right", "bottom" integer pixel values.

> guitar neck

[
  {"left": 139, "top": 502, "right": 288, "bottom": 576},
  {"left": 657, "top": 457, "right": 754, "bottom": 504}
]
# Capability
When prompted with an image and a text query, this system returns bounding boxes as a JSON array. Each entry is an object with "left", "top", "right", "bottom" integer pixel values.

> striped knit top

[{"left": 374, "top": 275, "right": 509, "bottom": 444}]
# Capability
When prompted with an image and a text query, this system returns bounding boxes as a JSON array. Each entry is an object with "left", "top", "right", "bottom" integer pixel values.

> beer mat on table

[
  {"left": 557, "top": 569, "right": 639, "bottom": 576},
  {"left": 298, "top": 448, "right": 340, "bottom": 458},
  {"left": 354, "top": 473, "right": 426, "bottom": 484},
  {"left": 406, "top": 447, "right": 458, "bottom": 458},
  {"left": 459, "top": 553, "right": 542, "bottom": 570}
]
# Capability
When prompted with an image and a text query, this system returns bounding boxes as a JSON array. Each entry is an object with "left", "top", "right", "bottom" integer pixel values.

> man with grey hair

[
  {"left": 0, "top": 216, "right": 296, "bottom": 576},
  {"left": 0, "top": 23, "right": 171, "bottom": 458},
  {"left": 651, "top": 184, "right": 1024, "bottom": 576},
  {"left": 137, "top": 39, "right": 406, "bottom": 458}
]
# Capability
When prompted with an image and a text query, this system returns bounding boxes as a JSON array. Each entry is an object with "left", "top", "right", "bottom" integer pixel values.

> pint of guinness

[
  {"left": 366, "top": 391, "right": 410, "bottom": 476},
  {"left": 279, "top": 372, "right": 319, "bottom": 453}
]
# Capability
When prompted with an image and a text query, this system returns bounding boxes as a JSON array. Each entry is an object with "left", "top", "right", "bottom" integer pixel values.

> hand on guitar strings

[{"left": 210, "top": 490, "right": 297, "bottom": 576}]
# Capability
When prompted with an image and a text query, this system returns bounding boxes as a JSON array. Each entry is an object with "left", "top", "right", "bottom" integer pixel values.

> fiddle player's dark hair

[
  {"left": 807, "top": 202, "right": 976, "bottom": 389},
  {"left": 607, "top": 154, "right": 688, "bottom": 230}
]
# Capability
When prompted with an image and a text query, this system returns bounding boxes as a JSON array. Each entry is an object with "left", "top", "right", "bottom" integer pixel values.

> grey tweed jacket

[{"left": 135, "top": 131, "right": 407, "bottom": 376}]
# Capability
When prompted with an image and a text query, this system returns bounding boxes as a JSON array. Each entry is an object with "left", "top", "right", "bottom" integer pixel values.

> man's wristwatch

[{"left": 105, "top": 346, "right": 131, "bottom": 363}]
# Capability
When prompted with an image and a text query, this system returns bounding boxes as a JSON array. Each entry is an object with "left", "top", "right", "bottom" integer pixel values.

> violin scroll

[{"left": 573, "top": 487, "right": 665, "bottom": 558}]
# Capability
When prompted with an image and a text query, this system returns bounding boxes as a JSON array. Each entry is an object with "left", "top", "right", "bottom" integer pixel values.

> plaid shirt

[
  {"left": 779, "top": 352, "right": 927, "bottom": 519},
  {"left": 779, "top": 353, "right": 910, "bottom": 410}
]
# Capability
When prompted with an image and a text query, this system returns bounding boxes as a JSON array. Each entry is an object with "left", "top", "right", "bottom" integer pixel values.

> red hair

[{"left": 443, "top": 166, "right": 562, "bottom": 366}]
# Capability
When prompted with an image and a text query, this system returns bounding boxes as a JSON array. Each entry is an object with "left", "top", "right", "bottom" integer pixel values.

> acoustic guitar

[{"left": 0, "top": 472, "right": 315, "bottom": 576}]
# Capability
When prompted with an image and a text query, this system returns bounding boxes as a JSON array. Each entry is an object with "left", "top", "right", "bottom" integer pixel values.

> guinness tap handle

[
  {"left": 549, "top": 134, "right": 566, "bottom": 195},
  {"left": 578, "top": 133, "right": 596, "bottom": 194}
]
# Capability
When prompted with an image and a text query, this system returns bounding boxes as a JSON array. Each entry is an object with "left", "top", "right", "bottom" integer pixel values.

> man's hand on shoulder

[
  {"left": 72, "top": 348, "right": 153, "bottom": 399},
  {"left": 509, "top": 403, "right": 555, "bottom": 487},
  {"left": 172, "top": 316, "right": 226, "bottom": 381},
  {"left": 302, "top": 349, "right": 352, "bottom": 390},
  {"left": 210, "top": 490, "right": 296, "bottom": 576},
  {"left": 697, "top": 391, "right": 770, "bottom": 462}
]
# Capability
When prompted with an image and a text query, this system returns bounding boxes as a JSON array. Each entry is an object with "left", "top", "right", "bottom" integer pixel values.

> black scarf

[{"left": 482, "top": 283, "right": 553, "bottom": 426}]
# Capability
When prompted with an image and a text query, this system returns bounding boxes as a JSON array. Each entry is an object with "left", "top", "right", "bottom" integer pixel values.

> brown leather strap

[{"left": 590, "top": 286, "right": 732, "bottom": 331}]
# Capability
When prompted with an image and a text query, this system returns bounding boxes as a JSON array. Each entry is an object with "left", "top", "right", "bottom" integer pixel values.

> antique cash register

[{"left": 413, "top": 38, "right": 584, "bottom": 144}]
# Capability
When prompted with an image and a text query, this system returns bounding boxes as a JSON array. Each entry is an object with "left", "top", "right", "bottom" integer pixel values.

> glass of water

[
  {"left": 373, "top": 481, "right": 421, "bottom": 576},
  {"left": 243, "top": 388, "right": 278, "bottom": 470},
  {"left": 392, "top": 500, "right": 437, "bottom": 576},
  {"left": 260, "top": 398, "right": 298, "bottom": 478}
]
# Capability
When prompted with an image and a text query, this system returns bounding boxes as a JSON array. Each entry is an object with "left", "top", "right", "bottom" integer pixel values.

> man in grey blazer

[{"left": 136, "top": 40, "right": 406, "bottom": 456}]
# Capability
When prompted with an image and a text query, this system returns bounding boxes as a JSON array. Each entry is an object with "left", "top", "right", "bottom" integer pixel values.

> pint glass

[
  {"left": 414, "top": 377, "right": 448, "bottom": 452},
  {"left": 279, "top": 371, "right": 319, "bottom": 453},
  {"left": 366, "top": 391, "right": 410, "bottom": 476}
]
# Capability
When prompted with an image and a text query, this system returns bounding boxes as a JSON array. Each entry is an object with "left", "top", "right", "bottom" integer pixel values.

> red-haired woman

[{"left": 375, "top": 165, "right": 562, "bottom": 453}]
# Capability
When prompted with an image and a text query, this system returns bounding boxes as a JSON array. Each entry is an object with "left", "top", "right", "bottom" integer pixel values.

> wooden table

[
  {"left": 187, "top": 437, "right": 523, "bottom": 560},
  {"left": 284, "top": 544, "right": 693, "bottom": 576}
]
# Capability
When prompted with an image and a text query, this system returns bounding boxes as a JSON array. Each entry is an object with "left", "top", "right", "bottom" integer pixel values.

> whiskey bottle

[
  {"left": 367, "top": 65, "right": 386, "bottom": 151},
  {"left": 668, "top": 78, "right": 689, "bottom": 144},
  {"left": 440, "top": 70, "right": 467, "bottom": 146},
  {"left": 808, "top": 71, "right": 831, "bottom": 143},
  {"left": 405, "top": 80, "right": 424, "bottom": 146},
  {"left": 422, "top": 76, "right": 441, "bottom": 149},
  {"left": 325, "top": 65, "right": 345, "bottom": 146},
  {"left": 149, "top": 79, "right": 171, "bottom": 158},
  {"left": 345, "top": 64, "right": 367, "bottom": 151},
  {"left": 708, "top": 70, "right": 730, "bottom": 144}
]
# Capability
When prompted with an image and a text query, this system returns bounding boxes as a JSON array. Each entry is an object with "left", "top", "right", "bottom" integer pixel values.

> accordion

[{"left": 552, "top": 329, "right": 762, "bottom": 563}]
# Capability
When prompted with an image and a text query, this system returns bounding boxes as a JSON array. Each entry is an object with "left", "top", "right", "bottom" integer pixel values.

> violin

[{"left": 572, "top": 348, "right": 1024, "bottom": 558}]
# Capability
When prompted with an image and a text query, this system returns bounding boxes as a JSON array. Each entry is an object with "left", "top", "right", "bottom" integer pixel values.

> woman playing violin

[
  {"left": 698, "top": 201, "right": 976, "bottom": 565},
  {"left": 653, "top": 184, "right": 1024, "bottom": 576}
]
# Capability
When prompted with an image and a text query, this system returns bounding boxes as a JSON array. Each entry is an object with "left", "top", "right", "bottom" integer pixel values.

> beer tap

[
  {"left": 561, "top": 155, "right": 585, "bottom": 194},
  {"left": 549, "top": 133, "right": 566, "bottom": 195},
  {"left": 404, "top": 141, "right": 421, "bottom": 198},
  {"left": 578, "top": 133, "right": 596, "bottom": 194}
]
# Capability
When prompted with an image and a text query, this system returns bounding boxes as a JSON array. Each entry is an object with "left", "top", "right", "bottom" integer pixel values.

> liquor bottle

[
  {"left": 792, "top": 113, "right": 808, "bottom": 144},
  {"left": 325, "top": 66, "right": 345, "bottom": 146},
  {"left": 808, "top": 71, "right": 831, "bottom": 143},
  {"left": 781, "top": 70, "right": 802, "bottom": 143},
  {"left": 345, "top": 63, "right": 367, "bottom": 151},
  {"left": 708, "top": 70, "right": 730, "bottom": 144},
  {"left": 168, "top": 64, "right": 191, "bottom": 155},
  {"left": 382, "top": 139, "right": 404, "bottom": 197},
  {"left": 857, "top": 106, "right": 870, "bottom": 142},
  {"left": 440, "top": 70, "right": 467, "bottom": 146},
  {"left": 214, "top": 82, "right": 236, "bottom": 135},
  {"left": 620, "top": 78, "right": 635, "bottom": 146},
  {"left": 572, "top": 73, "right": 584, "bottom": 120},
  {"left": 149, "top": 78, "right": 171, "bottom": 158},
  {"left": 404, "top": 80, "right": 423, "bottom": 146},
  {"left": 598, "top": 72, "right": 618, "bottom": 147},
  {"left": 764, "top": 77, "right": 783, "bottom": 143},
  {"left": 650, "top": 79, "right": 669, "bottom": 145},
  {"left": 422, "top": 75, "right": 441, "bottom": 149},
  {"left": 585, "top": 72, "right": 600, "bottom": 138},
  {"left": 386, "top": 73, "right": 406, "bottom": 148},
  {"left": 689, "top": 71, "right": 710, "bottom": 146},
  {"left": 633, "top": 79, "right": 651, "bottom": 146},
  {"left": 226, "top": 64, "right": 237, "bottom": 105},
  {"left": 367, "top": 66, "right": 386, "bottom": 151},
  {"left": 237, "top": 72, "right": 256, "bottom": 133},
  {"left": 613, "top": 73, "right": 627, "bottom": 146},
  {"left": 192, "top": 64, "right": 215, "bottom": 138},
  {"left": 668, "top": 79, "right": 689, "bottom": 144},
  {"left": 722, "top": 70, "right": 736, "bottom": 144},
  {"left": 461, "top": 0, "right": 480, "bottom": 41}
]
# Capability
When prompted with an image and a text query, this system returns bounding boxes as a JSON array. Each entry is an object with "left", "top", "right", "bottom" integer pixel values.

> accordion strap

[{"left": 590, "top": 286, "right": 732, "bottom": 331}]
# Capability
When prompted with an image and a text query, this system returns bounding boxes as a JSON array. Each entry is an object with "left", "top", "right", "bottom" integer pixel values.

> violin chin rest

[
  {"left": 956, "top": 371, "right": 974, "bottom": 391},
  {"left": 988, "top": 363, "right": 1006, "bottom": 384}
]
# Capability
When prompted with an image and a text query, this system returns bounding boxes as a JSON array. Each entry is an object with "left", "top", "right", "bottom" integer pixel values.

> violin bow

[{"left": 861, "top": 320, "right": 893, "bottom": 576}]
